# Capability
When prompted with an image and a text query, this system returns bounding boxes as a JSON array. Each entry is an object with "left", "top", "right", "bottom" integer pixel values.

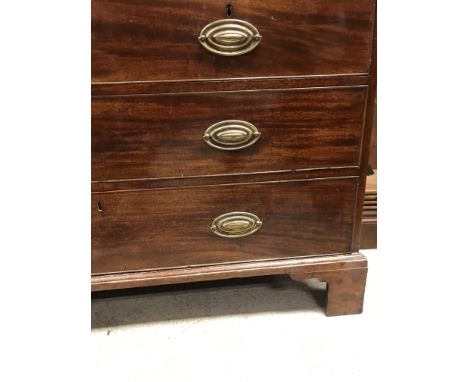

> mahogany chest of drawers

[{"left": 91, "top": 0, "right": 377, "bottom": 316}]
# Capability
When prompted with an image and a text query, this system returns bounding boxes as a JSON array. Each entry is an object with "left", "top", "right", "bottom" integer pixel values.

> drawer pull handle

[
  {"left": 203, "top": 120, "right": 261, "bottom": 151},
  {"left": 211, "top": 212, "right": 262, "bottom": 238},
  {"left": 198, "top": 19, "right": 261, "bottom": 56}
]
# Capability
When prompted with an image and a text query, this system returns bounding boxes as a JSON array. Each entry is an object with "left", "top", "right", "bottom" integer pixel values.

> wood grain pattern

[
  {"left": 92, "top": 252, "right": 368, "bottom": 316},
  {"left": 360, "top": 223, "right": 376, "bottom": 249},
  {"left": 92, "top": 0, "right": 376, "bottom": 83},
  {"left": 92, "top": 86, "right": 367, "bottom": 182},
  {"left": 368, "top": 99, "right": 377, "bottom": 169},
  {"left": 91, "top": 167, "right": 360, "bottom": 193},
  {"left": 91, "top": 74, "right": 370, "bottom": 97},
  {"left": 290, "top": 256, "right": 367, "bottom": 316},
  {"left": 90, "top": 0, "right": 377, "bottom": 315},
  {"left": 92, "top": 177, "right": 358, "bottom": 274},
  {"left": 350, "top": 12, "right": 376, "bottom": 252},
  {"left": 92, "top": 251, "right": 366, "bottom": 285}
]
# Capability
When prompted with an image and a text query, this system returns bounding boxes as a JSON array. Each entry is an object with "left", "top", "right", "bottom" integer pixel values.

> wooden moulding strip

[{"left": 92, "top": 253, "right": 368, "bottom": 292}]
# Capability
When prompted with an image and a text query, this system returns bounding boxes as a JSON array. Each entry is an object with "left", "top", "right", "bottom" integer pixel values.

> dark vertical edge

[{"left": 351, "top": 2, "right": 377, "bottom": 252}]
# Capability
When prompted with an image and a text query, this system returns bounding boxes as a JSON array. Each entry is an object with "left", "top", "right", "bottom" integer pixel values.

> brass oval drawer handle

[
  {"left": 203, "top": 120, "right": 261, "bottom": 151},
  {"left": 198, "top": 19, "right": 262, "bottom": 56},
  {"left": 211, "top": 212, "right": 262, "bottom": 238}
]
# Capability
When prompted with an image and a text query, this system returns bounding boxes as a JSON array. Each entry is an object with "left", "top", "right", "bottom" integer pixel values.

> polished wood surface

[
  {"left": 92, "top": 0, "right": 375, "bottom": 83},
  {"left": 360, "top": 97, "right": 377, "bottom": 249},
  {"left": 91, "top": 0, "right": 377, "bottom": 316},
  {"left": 290, "top": 254, "right": 367, "bottom": 316},
  {"left": 92, "top": 74, "right": 370, "bottom": 97},
  {"left": 91, "top": 167, "right": 360, "bottom": 193},
  {"left": 92, "top": 177, "right": 357, "bottom": 274},
  {"left": 350, "top": 16, "right": 376, "bottom": 252},
  {"left": 92, "top": 252, "right": 368, "bottom": 316},
  {"left": 368, "top": 100, "right": 377, "bottom": 169},
  {"left": 92, "top": 86, "right": 368, "bottom": 182}
]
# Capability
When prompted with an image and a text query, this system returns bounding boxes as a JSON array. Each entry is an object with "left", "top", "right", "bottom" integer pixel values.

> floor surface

[{"left": 92, "top": 250, "right": 382, "bottom": 381}]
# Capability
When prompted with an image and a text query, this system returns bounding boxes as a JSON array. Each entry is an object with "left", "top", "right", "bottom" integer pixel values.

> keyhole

[
  {"left": 226, "top": 4, "right": 233, "bottom": 17},
  {"left": 97, "top": 202, "right": 103, "bottom": 212}
]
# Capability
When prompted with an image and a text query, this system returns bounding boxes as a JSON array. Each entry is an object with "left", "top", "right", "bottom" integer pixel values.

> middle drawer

[{"left": 92, "top": 86, "right": 367, "bottom": 182}]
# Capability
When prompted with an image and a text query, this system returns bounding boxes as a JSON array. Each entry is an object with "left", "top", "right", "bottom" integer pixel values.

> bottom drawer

[{"left": 92, "top": 178, "right": 357, "bottom": 274}]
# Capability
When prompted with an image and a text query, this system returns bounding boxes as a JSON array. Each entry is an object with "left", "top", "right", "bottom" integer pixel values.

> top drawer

[{"left": 92, "top": 0, "right": 376, "bottom": 83}]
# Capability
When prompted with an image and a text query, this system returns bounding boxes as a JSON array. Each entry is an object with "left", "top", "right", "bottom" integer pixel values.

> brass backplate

[
  {"left": 198, "top": 19, "right": 262, "bottom": 56},
  {"left": 211, "top": 211, "right": 263, "bottom": 238}
]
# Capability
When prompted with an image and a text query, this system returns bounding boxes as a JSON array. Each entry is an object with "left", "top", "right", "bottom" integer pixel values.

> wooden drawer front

[
  {"left": 92, "top": 0, "right": 375, "bottom": 83},
  {"left": 92, "top": 87, "right": 367, "bottom": 182},
  {"left": 92, "top": 178, "right": 357, "bottom": 274}
]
